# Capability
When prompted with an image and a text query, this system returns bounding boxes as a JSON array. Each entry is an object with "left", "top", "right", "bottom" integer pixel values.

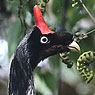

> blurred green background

[{"left": 0, "top": 0, "right": 95, "bottom": 95}]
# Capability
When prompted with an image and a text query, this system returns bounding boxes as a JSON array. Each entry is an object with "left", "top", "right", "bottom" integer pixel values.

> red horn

[{"left": 33, "top": 5, "right": 54, "bottom": 34}]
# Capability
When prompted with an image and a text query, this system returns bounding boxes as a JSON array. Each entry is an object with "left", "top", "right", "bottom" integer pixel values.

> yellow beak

[{"left": 68, "top": 41, "right": 80, "bottom": 52}]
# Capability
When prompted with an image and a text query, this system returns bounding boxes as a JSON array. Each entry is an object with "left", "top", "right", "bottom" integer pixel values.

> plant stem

[
  {"left": 86, "top": 28, "right": 95, "bottom": 35},
  {"left": 79, "top": 0, "right": 95, "bottom": 24}
]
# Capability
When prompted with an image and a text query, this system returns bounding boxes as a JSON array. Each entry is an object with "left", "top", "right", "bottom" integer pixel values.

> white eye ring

[{"left": 40, "top": 36, "right": 48, "bottom": 44}]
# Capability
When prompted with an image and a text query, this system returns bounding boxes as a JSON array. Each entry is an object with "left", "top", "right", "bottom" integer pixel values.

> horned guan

[{"left": 9, "top": 5, "right": 80, "bottom": 95}]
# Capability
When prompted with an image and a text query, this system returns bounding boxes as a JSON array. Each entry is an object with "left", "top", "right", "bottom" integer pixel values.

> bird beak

[{"left": 68, "top": 41, "right": 80, "bottom": 52}]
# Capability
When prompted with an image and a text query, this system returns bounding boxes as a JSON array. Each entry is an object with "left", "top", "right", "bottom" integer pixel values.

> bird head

[{"left": 27, "top": 5, "right": 80, "bottom": 69}]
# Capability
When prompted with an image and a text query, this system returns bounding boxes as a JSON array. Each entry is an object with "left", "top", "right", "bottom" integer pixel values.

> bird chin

[{"left": 39, "top": 45, "right": 70, "bottom": 61}]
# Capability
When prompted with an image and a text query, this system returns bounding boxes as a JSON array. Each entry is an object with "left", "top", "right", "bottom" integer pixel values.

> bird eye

[{"left": 40, "top": 36, "right": 48, "bottom": 44}]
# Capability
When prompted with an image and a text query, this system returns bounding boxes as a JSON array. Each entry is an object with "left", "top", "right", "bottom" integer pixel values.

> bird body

[{"left": 9, "top": 5, "right": 80, "bottom": 95}]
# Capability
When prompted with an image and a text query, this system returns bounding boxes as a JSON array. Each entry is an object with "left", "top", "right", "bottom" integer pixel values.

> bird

[{"left": 9, "top": 5, "right": 80, "bottom": 95}]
